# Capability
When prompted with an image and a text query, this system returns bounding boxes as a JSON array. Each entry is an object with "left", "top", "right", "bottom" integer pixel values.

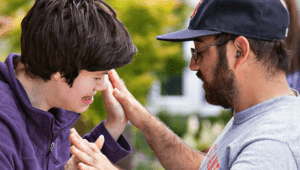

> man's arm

[
  {"left": 138, "top": 112, "right": 205, "bottom": 170},
  {"left": 110, "top": 70, "right": 205, "bottom": 170}
]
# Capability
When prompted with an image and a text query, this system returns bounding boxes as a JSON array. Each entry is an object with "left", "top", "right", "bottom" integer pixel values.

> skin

[
  {"left": 65, "top": 128, "right": 120, "bottom": 170},
  {"left": 194, "top": 37, "right": 239, "bottom": 109},
  {"left": 66, "top": 35, "right": 296, "bottom": 169},
  {"left": 15, "top": 68, "right": 108, "bottom": 113}
]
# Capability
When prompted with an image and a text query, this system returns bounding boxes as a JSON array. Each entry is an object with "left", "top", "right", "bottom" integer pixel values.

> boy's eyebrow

[{"left": 100, "top": 71, "right": 110, "bottom": 75}]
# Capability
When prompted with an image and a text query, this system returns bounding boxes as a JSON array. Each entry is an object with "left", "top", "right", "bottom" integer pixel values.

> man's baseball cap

[{"left": 156, "top": 0, "right": 289, "bottom": 42}]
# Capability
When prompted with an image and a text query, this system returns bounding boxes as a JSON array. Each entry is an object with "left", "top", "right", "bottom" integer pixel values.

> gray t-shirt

[{"left": 200, "top": 93, "right": 300, "bottom": 170}]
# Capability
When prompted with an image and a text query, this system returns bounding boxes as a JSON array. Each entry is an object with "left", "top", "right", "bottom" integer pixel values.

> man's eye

[{"left": 197, "top": 52, "right": 204, "bottom": 60}]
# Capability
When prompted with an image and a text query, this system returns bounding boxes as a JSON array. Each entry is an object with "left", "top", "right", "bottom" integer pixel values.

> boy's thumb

[{"left": 95, "top": 135, "right": 105, "bottom": 150}]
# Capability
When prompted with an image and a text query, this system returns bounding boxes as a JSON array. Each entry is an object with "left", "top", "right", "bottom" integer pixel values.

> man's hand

[
  {"left": 109, "top": 70, "right": 204, "bottom": 170},
  {"left": 102, "top": 73, "right": 128, "bottom": 141},
  {"left": 67, "top": 128, "right": 119, "bottom": 170},
  {"left": 109, "top": 70, "right": 151, "bottom": 130}
]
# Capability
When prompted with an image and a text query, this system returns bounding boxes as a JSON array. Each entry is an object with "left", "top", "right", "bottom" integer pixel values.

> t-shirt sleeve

[
  {"left": 231, "top": 140, "right": 297, "bottom": 170},
  {"left": 82, "top": 121, "right": 131, "bottom": 164}
]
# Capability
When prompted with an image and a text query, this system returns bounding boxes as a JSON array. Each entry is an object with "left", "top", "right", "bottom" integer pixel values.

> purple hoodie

[{"left": 0, "top": 54, "right": 131, "bottom": 169}]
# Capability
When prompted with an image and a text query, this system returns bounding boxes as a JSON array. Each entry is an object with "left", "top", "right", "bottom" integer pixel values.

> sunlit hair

[
  {"left": 215, "top": 33, "right": 292, "bottom": 76},
  {"left": 18, "top": 0, "right": 137, "bottom": 86}
]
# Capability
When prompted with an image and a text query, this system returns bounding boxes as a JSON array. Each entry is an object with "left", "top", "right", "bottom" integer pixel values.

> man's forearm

[
  {"left": 140, "top": 114, "right": 205, "bottom": 170},
  {"left": 109, "top": 70, "right": 206, "bottom": 169}
]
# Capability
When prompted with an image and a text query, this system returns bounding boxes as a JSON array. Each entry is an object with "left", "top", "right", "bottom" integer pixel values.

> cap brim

[{"left": 156, "top": 29, "right": 221, "bottom": 42}]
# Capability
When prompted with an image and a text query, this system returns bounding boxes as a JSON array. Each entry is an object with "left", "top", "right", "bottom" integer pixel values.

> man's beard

[{"left": 197, "top": 49, "right": 239, "bottom": 109}]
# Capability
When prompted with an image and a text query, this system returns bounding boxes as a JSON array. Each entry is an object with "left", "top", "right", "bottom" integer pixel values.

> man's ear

[{"left": 233, "top": 36, "right": 250, "bottom": 69}]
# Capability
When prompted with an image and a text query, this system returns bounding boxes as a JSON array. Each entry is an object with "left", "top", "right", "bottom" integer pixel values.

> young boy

[{"left": 0, "top": 0, "right": 136, "bottom": 169}]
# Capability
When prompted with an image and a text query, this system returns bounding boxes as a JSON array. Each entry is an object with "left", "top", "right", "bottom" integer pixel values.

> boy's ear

[{"left": 52, "top": 72, "right": 62, "bottom": 81}]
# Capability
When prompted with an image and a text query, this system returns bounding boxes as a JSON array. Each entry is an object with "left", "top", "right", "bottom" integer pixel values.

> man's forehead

[{"left": 194, "top": 35, "right": 216, "bottom": 44}]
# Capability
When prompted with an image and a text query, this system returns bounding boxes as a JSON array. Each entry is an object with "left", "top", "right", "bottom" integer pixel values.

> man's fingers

[
  {"left": 108, "top": 70, "right": 131, "bottom": 96},
  {"left": 112, "top": 88, "right": 129, "bottom": 106},
  {"left": 95, "top": 135, "right": 105, "bottom": 150}
]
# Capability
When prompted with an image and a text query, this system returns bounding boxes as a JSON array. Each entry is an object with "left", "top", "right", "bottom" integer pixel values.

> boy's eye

[{"left": 95, "top": 77, "right": 101, "bottom": 80}]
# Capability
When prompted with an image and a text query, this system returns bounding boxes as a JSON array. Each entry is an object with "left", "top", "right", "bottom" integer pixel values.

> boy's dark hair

[
  {"left": 215, "top": 33, "right": 292, "bottom": 76},
  {"left": 19, "top": 0, "right": 137, "bottom": 86}
]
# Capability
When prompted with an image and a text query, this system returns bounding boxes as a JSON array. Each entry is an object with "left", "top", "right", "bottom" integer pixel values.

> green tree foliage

[{"left": 0, "top": 0, "right": 34, "bottom": 59}]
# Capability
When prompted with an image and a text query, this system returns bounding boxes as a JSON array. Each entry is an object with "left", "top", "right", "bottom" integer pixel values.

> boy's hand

[
  {"left": 102, "top": 72, "right": 128, "bottom": 141},
  {"left": 65, "top": 155, "right": 80, "bottom": 170},
  {"left": 66, "top": 128, "right": 119, "bottom": 170}
]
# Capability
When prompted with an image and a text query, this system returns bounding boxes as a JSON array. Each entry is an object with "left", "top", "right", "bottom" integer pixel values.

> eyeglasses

[{"left": 191, "top": 40, "right": 230, "bottom": 63}]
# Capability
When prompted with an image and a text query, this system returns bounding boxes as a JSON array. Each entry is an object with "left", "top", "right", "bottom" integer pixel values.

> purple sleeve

[{"left": 83, "top": 121, "right": 131, "bottom": 164}]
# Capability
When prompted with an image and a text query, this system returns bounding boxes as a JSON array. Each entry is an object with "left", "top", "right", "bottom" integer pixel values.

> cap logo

[{"left": 190, "top": 0, "right": 203, "bottom": 18}]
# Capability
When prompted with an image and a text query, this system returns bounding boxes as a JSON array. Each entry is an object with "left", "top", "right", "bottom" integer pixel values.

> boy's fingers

[
  {"left": 70, "top": 134, "right": 96, "bottom": 158},
  {"left": 102, "top": 76, "right": 113, "bottom": 93},
  {"left": 70, "top": 128, "right": 101, "bottom": 154},
  {"left": 70, "top": 128, "right": 81, "bottom": 139},
  {"left": 78, "top": 163, "right": 99, "bottom": 170},
  {"left": 95, "top": 135, "right": 105, "bottom": 150},
  {"left": 70, "top": 146, "right": 93, "bottom": 165}
]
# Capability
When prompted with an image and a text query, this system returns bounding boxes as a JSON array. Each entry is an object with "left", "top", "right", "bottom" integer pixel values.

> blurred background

[{"left": 0, "top": 0, "right": 299, "bottom": 169}]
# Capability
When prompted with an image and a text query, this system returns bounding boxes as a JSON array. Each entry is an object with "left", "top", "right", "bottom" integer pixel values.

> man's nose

[{"left": 189, "top": 57, "right": 200, "bottom": 71}]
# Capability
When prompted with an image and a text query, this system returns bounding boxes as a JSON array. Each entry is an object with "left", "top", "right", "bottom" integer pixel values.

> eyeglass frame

[{"left": 191, "top": 38, "right": 235, "bottom": 63}]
